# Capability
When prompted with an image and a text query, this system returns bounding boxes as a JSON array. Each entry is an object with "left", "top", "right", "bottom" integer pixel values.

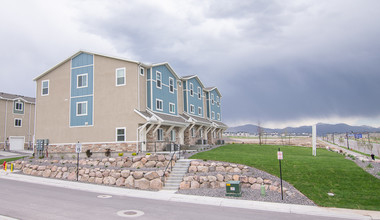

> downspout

[
  {"left": 28, "top": 102, "right": 32, "bottom": 147},
  {"left": 4, "top": 100, "right": 7, "bottom": 146},
  {"left": 137, "top": 64, "right": 141, "bottom": 111}
]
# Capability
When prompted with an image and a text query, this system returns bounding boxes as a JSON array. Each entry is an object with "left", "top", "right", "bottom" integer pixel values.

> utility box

[{"left": 225, "top": 181, "right": 242, "bottom": 197}]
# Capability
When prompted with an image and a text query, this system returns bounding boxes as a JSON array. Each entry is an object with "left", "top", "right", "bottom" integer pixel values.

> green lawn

[
  {"left": 190, "top": 144, "right": 380, "bottom": 211},
  {"left": 0, "top": 157, "right": 26, "bottom": 165}
]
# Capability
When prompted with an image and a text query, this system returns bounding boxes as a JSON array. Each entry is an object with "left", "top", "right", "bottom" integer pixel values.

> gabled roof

[
  {"left": 151, "top": 62, "right": 181, "bottom": 80},
  {"left": 0, "top": 92, "right": 35, "bottom": 103},
  {"left": 34, "top": 50, "right": 147, "bottom": 81},
  {"left": 181, "top": 113, "right": 212, "bottom": 126},
  {"left": 181, "top": 75, "right": 206, "bottom": 88},
  {"left": 204, "top": 87, "right": 222, "bottom": 97},
  {"left": 135, "top": 109, "right": 189, "bottom": 126}
]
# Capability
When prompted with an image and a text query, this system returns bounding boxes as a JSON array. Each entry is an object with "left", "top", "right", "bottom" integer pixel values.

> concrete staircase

[{"left": 162, "top": 159, "right": 192, "bottom": 190}]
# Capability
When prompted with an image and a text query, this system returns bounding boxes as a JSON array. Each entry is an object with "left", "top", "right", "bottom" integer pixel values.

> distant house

[
  {"left": 33, "top": 51, "right": 227, "bottom": 153},
  {"left": 0, "top": 92, "right": 35, "bottom": 151}
]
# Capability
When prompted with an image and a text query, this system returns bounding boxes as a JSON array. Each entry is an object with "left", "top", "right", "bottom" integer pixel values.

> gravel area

[
  {"left": 176, "top": 160, "right": 315, "bottom": 206},
  {"left": 347, "top": 157, "right": 380, "bottom": 179}
]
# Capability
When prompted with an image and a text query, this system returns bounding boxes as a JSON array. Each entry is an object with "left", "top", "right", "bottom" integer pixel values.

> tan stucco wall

[
  {"left": 178, "top": 81, "right": 184, "bottom": 114},
  {"left": 0, "top": 99, "right": 35, "bottom": 145},
  {"left": 35, "top": 54, "right": 145, "bottom": 145}
]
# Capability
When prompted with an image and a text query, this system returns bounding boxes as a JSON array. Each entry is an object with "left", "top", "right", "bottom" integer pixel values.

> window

[
  {"left": 157, "top": 128, "right": 163, "bottom": 141},
  {"left": 217, "top": 96, "right": 220, "bottom": 107},
  {"left": 197, "top": 87, "right": 201, "bottom": 99},
  {"left": 212, "top": 111, "right": 215, "bottom": 119},
  {"left": 76, "top": 101, "right": 87, "bottom": 116},
  {"left": 198, "top": 107, "right": 202, "bottom": 115},
  {"left": 169, "top": 103, "right": 175, "bottom": 113},
  {"left": 169, "top": 77, "right": 174, "bottom": 93},
  {"left": 116, "top": 68, "right": 126, "bottom": 86},
  {"left": 211, "top": 94, "right": 214, "bottom": 105},
  {"left": 189, "top": 83, "right": 194, "bottom": 96},
  {"left": 170, "top": 130, "right": 176, "bottom": 141},
  {"left": 190, "top": 104, "right": 195, "bottom": 113},
  {"left": 156, "top": 71, "right": 162, "bottom": 88},
  {"left": 178, "top": 80, "right": 182, "bottom": 87},
  {"left": 156, "top": 99, "right": 163, "bottom": 111},
  {"left": 213, "top": 131, "right": 216, "bottom": 138},
  {"left": 200, "top": 129, "right": 203, "bottom": 138},
  {"left": 42, "top": 80, "right": 49, "bottom": 96},
  {"left": 77, "top": 73, "right": 88, "bottom": 88},
  {"left": 14, "top": 119, "right": 22, "bottom": 127},
  {"left": 191, "top": 128, "right": 195, "bottom": 137},
  {"left": 116, "top": 128, "right": 126, "bottom": 142},
  {"left": 140, "top": 67, "right": 144, "bottom": 76},
  {"left": 14, "top": 101, "right": 23, "bottom": 111},
  {"left": 217, "top": 113, "right": 220, "bottom": 120}
]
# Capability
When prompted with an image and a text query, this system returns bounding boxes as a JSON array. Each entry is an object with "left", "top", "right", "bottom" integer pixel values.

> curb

[{"left": 1, "top": 171, "right": 378, "bottom": 219}]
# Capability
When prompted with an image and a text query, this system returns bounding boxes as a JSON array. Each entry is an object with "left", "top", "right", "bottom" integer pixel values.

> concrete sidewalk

[
  {"left": 0, "top": 150, "right": 33, "bottom": 160},
  {"left": 0, "top": 170, "right": 379, "bottom": 220}
]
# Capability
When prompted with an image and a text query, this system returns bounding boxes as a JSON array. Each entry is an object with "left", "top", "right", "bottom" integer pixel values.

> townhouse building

[
  {"left": 0, "top": 92, "right": 35, "bottom": 151},
  {"left": 34, "top": 51, "right": 227, "bottom": 153}
]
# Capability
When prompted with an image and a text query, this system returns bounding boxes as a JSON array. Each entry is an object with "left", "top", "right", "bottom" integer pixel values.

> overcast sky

[{"left": 1, "top": 0, "right": 380, "bottom": 128}]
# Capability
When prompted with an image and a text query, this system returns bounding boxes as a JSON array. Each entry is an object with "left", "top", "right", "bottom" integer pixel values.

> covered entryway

[{"left": 9, "top": 136, "right": 25, "bottom": 151}]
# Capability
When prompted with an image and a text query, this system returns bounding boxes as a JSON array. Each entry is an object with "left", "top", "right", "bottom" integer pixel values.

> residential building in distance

[
  {"left": 34, "top": 51, "right": 227, "bottom": 153},
  {"left": 0, "top": 92, "right": 35, "bottom": 151}
]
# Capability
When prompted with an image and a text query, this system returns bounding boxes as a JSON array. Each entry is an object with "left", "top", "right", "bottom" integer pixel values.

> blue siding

[
  {"left": 147, "top": 69, "right": 151, "bottom": 109},
  {"left": 70, "top": 96, "right": 93, "bottom": 127},
  {"left": 70, "top": 52, "right": 94, "bottom": 127},
  {"left": 71, "top": 66, "right": 94, "bottom": 97},
  {"left": 151, "top": 65, "right": 177, "bottom": 115},
  {"left": 72, "top": 53, "right": 93, "bottom": 68},
  {"left": 209, "top": 90, "right": 221, "bottom": 121},
  {"left": 184, "top": 78, "right": 204, "bottom": 117}
]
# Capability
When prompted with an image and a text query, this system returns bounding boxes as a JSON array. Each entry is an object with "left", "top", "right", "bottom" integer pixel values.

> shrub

[
  {"left": 366, "top": 164, "right": 374, "bottom": 169},
  {"left": 118, "top": 152, "right": 124, "bottom": 157},
  {"left": 39, "top": 156, "right": 44, "bottom": 159},
  {"left": 85, "top": 149, "right": 92, "bottom": 158},
  {"left": 146, "top": 153, "right": 151, "bottom": 155},
  {"left": 60, "top": 155, "right": 64, "bottom": 160},
  {"left": 132, "top": 152, "right": 137, "bottom": 156}
]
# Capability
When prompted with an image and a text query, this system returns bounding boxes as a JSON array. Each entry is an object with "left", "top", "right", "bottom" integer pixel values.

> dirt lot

[{"left": 225, "top": 137, "right": 327, "bottom": 148}]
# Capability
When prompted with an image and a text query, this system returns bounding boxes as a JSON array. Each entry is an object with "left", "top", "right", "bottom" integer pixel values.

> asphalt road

[{"left": 0, "top": 179, "right": 344, "bottom": 220}]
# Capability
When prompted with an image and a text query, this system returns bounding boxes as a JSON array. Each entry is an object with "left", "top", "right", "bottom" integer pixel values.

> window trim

[
  {"left": 170, "top": 129, "right": 176, "bottom": 141},
  {"left": 217, "top": 113, "right": 220, "bottom": 120},
  {"left": 14, "top": 100, "right": 24, "bottom": 112},
  {"left": 191, "top": 128, "right": 195, "bottom": 137},
  {"left": 156, "top": 99, "right": 163, "bottom": 111},
  {"left": 197, "top": 87, "right": 201, "bottom": 99},
  {"left": 14, "top": 118, "right": 22, "bottom": 127},
  {"left": 156, "top": 71, "right": 162, "bottom": 89},
  {"left": 157, "top": 128, "right": 163, "bottom": 141},
  {"left": 211, "top": 94, "right": 214, "bottom": 105},
  {"left": 189, "top": 83, "right": 194, "bottom": 96},
  {"left": 41, "top": 80, "right": 49, "bottom": 96},
  {"left": 116, "top": 127, "right": 126, "bottom": 142},
  {"left": 116, "top": 67, "right": 126, "bottom": 86},
  {"left": 200, "top": 129, "right": 203, "bottom": 138},
  {"left": 217, "top": 96, "right": 220, "bottom": 107},
  {"left": 198, "top": 107, "right": 202, "bottom": 116},
  {"left": 190, "top": 104, "right": 195, "bottom": 114},
  {"left": 139, "top": 67, "right": 145, "bottom": 76},
  {"left": 212, "top": 111, "right": 215, "bottom": 119},
  {"left": 76, "top": 101, "right": 88, "bottom": 116},
  {"left": 77, "top": 73, "right": 88, "bottom": 88},
  {"left": 169, "top": 102, "right": 175, "bottom": 113},
  {"left": 169, "top": 77, "right": 174, "bottom": 93}
]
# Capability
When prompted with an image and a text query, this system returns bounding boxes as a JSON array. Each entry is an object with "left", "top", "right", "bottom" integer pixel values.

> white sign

[
  {"left": 76, "top": 143, "right": 82, "bottom": 153},
  {"left": 277, "top": 151, "right": 283, "bottom": 160}
]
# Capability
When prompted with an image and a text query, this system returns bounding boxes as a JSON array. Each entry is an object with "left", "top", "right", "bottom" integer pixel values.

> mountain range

[{"left": 226, "top": 123, "right": 380, "bottom": 135}]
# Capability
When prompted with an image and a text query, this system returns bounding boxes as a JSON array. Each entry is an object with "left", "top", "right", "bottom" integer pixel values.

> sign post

[
  {"left": 76, "top": 142, "right": 82, "bottom": 181},
  {"left": 277, "top": 148, "right": 283, "bottom": 200}
]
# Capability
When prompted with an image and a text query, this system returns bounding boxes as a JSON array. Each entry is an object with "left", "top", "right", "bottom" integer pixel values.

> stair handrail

[{"left": 164, "top": 142, "right": 178, "bottom": 175}]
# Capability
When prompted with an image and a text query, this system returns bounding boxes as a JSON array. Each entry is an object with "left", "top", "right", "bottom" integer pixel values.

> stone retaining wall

[
  {"left": 43, "top": 143, "right": 136, "bottom": 153},
  {"left": 180, "top": 160, "right": 290, "bottom": 195},
  {"left": 13, "top": 154, "right": 176, "bottom": 191}
]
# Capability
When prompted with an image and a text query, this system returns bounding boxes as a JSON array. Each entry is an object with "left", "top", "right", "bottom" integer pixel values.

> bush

[
  {"left": 85, "top": 149, "right": 92, "bottom": 158},
  {"left": 118, "top": 152, "right": 124, "bottom": 157},
  {"left": 132, "top": 152, "right": 137, "bottom": 156},
  {"left": 366, "top": 163, "right": 374, "bottom": 169},
  {"left": 146, "top": 153, "right": 151, "bottom": 155}
]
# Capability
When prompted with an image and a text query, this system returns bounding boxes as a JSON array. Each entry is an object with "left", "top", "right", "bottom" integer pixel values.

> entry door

[
  {"left": 140, "top": 128, "right": 146, "bottom": 151},
  {"left": 9, "top": 136, "right": 25, "bottom": 151}
]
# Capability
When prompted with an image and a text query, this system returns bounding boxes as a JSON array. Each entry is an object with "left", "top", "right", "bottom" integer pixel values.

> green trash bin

[{"left": 225, "top": 181, "right": 242, "bottom": 197}]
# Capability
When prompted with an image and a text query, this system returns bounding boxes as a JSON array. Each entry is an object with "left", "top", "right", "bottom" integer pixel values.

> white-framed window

[
  {"left": 14, "top": 101, "right": 23, "bottom": 111},
  {"left": 212, "top": 111, "right": 215, "bottom": 119},
  {"left": 14, "top": 118, "right": 22, "bottom": 127},
  {"left": 169, "top": 103, "right": 175, "bottom": 113},
  {"left": 217, "top": 113, "right": 220, "bottom": 120},
  {"left": 217, "top": 96, "right": 220, "bottom": 107},
  {"left": 156, "top": 99, "right": 163, "bottom": 111},
  {"left": 170, "top": 129, "right": 176, "bottom": 141},
  {"left": 157, "top": 128, "right": 163, "bottom": 141},
  {"left": 211, "top": 94, "right": 214, "bottom": 105},
  {"left": 41, "top": 80, "right": 49, "bottom": 96},
  {"left": 213, "top": 131, "right": 216, "bottom": 138},
  {"left": 200, "top": 129, "right": 203, "bottom": 138},
  {"left": 77, "top": 73, "right": 88, "bottom": 88},
  {"left": 116, "top": 68, "right": 126, "bottom": 86},
  {"left": 169, "top": 77, "right": 174, "bottom": 93},
  {"left": 156, "top": 71, "right": 162, "bottom": 88},
  {"left": 116, "top": 127, "right": 126, "bottom": 142},
  {"left": 178, "top": 80, "right": 182, "bottom": 87},
  {"left": 191, "top": 128, "right": 195, "bottom": 137},
  {"left": 76, "top": 101, "right": 88, "bottom": 116},
  {"left": 140, "top": 67, "right": 144, "bottom": 76},
  {"left": 189, "top": 83, "right": 194, "bottom": 96},
  {"left": 197, "top": 87, "right": 201, "bottom": 99},
  {"left": 190, "top": 104, "right": 195, "bottom": 114},
  {"left": 198, "top": 107, "right": 202, "bottom": 115}
]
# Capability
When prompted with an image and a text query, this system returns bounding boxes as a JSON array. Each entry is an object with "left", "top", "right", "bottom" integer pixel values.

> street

[{"left": 0, "top": 178, "right": 344, "bottom": 220}]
